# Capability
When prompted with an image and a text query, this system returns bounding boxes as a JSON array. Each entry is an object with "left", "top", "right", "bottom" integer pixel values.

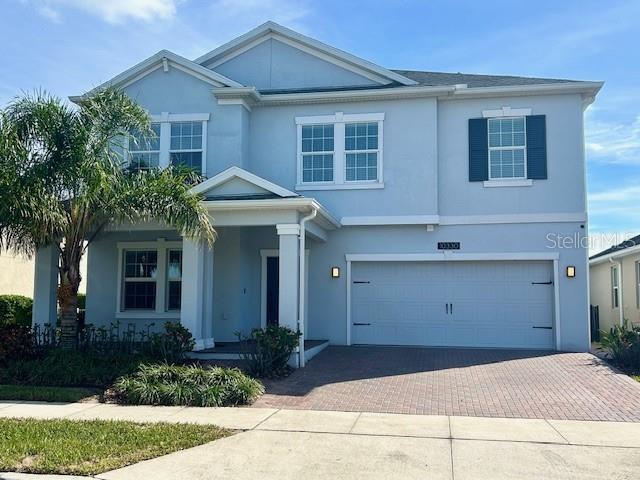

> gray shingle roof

[
  {"left": 392, "top": 69, "right": 581, "bottom": 88},
  {"left": 590, "top": 234, "right": 640, "bottom": 260}
]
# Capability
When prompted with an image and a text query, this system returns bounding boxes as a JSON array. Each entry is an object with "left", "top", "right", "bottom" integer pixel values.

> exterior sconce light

[
  {"left": 331, "top": 266, "right": 340, "bottom": 278},
  {"left": 566, "top": 266, "right": 576, "bottom": 278}
]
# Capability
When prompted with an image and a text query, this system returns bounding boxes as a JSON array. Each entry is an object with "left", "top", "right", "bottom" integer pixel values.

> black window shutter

[
  {"left": 526, "top": 115, "right": 547, "bottom": 179},
  {"left": 468, "top": 118, "right": 488, "bottom": 181}
]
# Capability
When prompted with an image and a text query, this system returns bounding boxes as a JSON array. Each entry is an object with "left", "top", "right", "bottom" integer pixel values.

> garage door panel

[{"left": 351, "top": 261, "right": 554, "bottom": 349}]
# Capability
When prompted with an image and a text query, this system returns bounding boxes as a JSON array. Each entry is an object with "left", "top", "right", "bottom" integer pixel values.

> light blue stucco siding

[
  {"left": 211, "top": 38, "right": 379, "bottom": 90},
  {"left": 306, "top": 222, "right": 589, "bottom": 352},
  {"left": 438, "top": 94, "right": 587, "bottom": 216},
  {"left": 122, "top": 67, "right": 249, "bottom": 174},
  {"left": 249, "top": 97, "right": 439, "bottom": 218}
]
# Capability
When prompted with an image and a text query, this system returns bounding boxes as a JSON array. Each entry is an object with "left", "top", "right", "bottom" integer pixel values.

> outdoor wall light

[
  {"left": 331, "top": 266, "right": 340, "bottom": 278},
  {"left": 566, "top": 266, "right": 576, "bottom": 278}
]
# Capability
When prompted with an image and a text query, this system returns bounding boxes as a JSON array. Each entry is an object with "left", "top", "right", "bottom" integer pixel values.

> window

[
  {"left": 166, "top": 249, "right": 182, "bottom": 310},
  {"left": 296, "top": 112, "right": 384, "bottom": 189},
  {"left": 170, "top": 121, "right": 203, "bottom": 174},
  {"left": 488, "top": 117, "right": 526, "bottom": 179},
  {"left": 612, "top": 265, "right": 620, "bottom": 309},
  {"left": 124, "top": 113, "right": 209, "bottom": 175},
  {"left": 117, "top": 241, "right": 183, "bottom": 316},
  {"left": 122, "top": 250, "right": 158, "bottom": 310},
  {"left": 129, "top": 123, "right": 161, "bottom": 171},
  {"left": 345, "top": 122, "right": 378, "bottom": 182},
  {"left": 301, "top": 124, "right": 334, "bottom": 182}
]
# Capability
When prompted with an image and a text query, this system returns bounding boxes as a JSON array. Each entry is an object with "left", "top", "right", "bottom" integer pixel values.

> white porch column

[
  {"left": 181, "top": 238, "right": 214, "bottom": 350},
  {"left": 277, "top": 224, "right": 301, "bottom": 367},
  {"left": 32, "top": 245, "right": 58, "bottom": 328}
]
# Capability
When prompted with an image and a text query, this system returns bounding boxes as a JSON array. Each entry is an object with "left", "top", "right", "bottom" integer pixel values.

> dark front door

[{"left": 266, "top": 256, "right": 279, "bottom": 326}]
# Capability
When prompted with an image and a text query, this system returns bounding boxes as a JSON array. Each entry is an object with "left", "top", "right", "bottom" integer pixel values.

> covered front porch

[{"left": 30, "top": 167, "right": 339, "bottom": 368}]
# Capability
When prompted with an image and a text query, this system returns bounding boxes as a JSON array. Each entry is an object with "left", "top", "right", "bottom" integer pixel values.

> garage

[{"left": 350, "top": 260, "right": 555, "bottom": 349}]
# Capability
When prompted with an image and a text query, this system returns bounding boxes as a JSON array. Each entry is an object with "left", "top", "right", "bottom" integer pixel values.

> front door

[{"left": 266, "top": 256, "right": 279, "bottom": 326}]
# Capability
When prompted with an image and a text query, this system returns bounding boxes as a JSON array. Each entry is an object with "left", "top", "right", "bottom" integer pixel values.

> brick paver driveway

[{"left": 252, "top": 346, "right": 640, "bottom": 421}]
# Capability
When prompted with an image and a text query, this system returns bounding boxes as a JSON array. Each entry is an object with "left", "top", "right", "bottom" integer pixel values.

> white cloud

[
  {"left": 30, "top": 0, "right": 178, "bottom": 24},
  {"left": 585, "top": 115, "right": 640, "bottom": 164}
]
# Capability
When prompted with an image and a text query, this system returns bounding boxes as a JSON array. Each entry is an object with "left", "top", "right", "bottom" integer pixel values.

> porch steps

[{"left": 188, "top": 339, "right": 329, "bottom": 363}]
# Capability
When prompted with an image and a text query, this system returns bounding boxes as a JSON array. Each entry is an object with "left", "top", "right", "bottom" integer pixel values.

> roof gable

[
  {"left": 71, "top": 50, "right": 243, "bottom": 101},
  {"left": 194, "top": 22, "right": 417, "bottom": 87},
  {"left": 191, "top": 167, "right": 298, "bottom": 199}
]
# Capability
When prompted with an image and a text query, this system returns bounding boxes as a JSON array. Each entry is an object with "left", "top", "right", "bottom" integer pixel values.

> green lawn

[
  {"left": 632, "top": 375, "right": 640, "bottom": 383},
  {"left": 0, "top": 418, "right": 229, "bottom": 475},
  {"left": 0, "top": 385, "right": 100, "bottom": 402}
]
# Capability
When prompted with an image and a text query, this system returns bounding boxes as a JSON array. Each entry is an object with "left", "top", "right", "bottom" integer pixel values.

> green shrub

[
  {"left": 76, "top": 293, "right": 86, "bottom": 310},
  {"left": 0, "top": 325, "right": 34, "bottom": 364},
  {"left": 0, "top": 295, "right": 33, "bottom": 327},
  {"left": 149, "top": 321, "right": 195, "bottom": 362},
  {"left": 113, "top": 363, "right": 264, "bottom": 407},
  {"left": 0, "top": 348, "right": 149, "bottom": 387},
  {"left": 600, "top": 321, "right": 640, "bottom": 371},
  {"left": 238, "top": 325, "right": 301, "bottom": 378}
]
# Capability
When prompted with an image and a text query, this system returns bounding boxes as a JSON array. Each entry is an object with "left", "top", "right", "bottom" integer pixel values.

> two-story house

[{"left": 32, "top": 22, "right": 602, "bottom": 366}]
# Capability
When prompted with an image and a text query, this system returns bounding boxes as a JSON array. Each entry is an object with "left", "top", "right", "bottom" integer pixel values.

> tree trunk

[{"left": 57, "top": 244, "right": 83, "bottom": 349}]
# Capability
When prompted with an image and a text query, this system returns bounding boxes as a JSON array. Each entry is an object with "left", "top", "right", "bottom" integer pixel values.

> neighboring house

[
  {"left": 32, "top": 22, "right": 602, "bottom": 365},
  {"left": 589, "top": 235, "right": 640, "bottom": 332},
  {"left": 0, "top": 250, "right": 86, "bottom": 298}
]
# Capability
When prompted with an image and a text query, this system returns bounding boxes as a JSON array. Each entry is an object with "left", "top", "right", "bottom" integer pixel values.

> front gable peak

[
  {"left": 191, "top": 167, "right": 298, "bottom": 199},
  {"left": 194, "top": 22, "right": 417, "bottom": 89}
]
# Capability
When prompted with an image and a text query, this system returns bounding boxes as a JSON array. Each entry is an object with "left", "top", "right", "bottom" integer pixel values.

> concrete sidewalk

[{"left": 2, "top": 402, "right": 640, "bottom": 479}]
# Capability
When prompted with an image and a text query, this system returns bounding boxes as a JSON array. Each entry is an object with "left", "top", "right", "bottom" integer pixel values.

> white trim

[
  {"left": 589, "top": 243, "right": 640, "bottom": 265},
  {"left": 345, "top": 253, "right": 561, "bottom": 349},
  {"left": 295, "top": 112, "right": 385, "bottom": 124},
  {"left": 217, "top": 98, "right": 252, "bottom": 111},
  {"left": 200, "top": 197, "right": 340, "bottom": 229},
  {"left": 260, "top": 249, "right": 309, "bottom": 330},
  {"left": 439, "top": 213, "right": 586, "bottom": 225},
  {"left": 116, "top": 240, "right": 182, "bottom": 318},
  {"left": 483, "top": 179, "right": 533, "bottom": 188},
  {"left": 295, "top": 183, "right": 385, "bottom": 191},
  {"left": 194, "top": 21, "right": 417, "bottom": 86},
  {"left": 341, "top": 215, "right": 440, "bottom": 226},
  {"left": 296, "top": 112, "right": 384, "bottom": 189},
  {"left": 191, "top": 166, "right": 298, "bottom": 198},
  {"left": 345, "top": 252, "right": 560, "bottom": 262},
  {"left": 553, "top": 259, "right": 562, "bottom": 347},
  {"left": 193, "top": 337, "right": 216, "bottom": 351},
  {"left": 249, "top": 82, "right": 603, "bottom": 107},
  {"left": 483, "top": 106, "right": 532, "bottom": 118},
  {"left": 150, "top": 112, "right": 210, "bottom": 122},
  {"left": 276, "top": 224, "right": 301, "bottom": 236},
  {"left": 69, "top": 50, "right": 242, "bottom": 101}
]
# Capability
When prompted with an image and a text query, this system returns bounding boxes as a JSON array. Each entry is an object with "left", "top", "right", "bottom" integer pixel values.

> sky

[{"left": 1, "top": 0, "right": 639, "bottom": 255}]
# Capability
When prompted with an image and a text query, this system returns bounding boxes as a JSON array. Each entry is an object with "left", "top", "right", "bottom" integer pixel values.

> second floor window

[
  {"left": 301, "top": 124, "right": 334, "bottom": 182},
  {"left": 125, "top": 113, "right": 209, "bottom": 175},
  {"left": 488, "top": 117, "right": 526, "bottom": 180},
  {"left": 296, "top": 112, "right": 384, "bottom": 189},
  {"left": 170, "top": 121, "right": 203, "bottom": 174},
  {"left": 129, "top": 123, "right": 161, "bottom": 171}
]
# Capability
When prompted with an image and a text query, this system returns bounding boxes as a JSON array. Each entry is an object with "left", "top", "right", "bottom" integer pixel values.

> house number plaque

[{"left": 437, "top": 242, "right": 460, "bottom": 250}]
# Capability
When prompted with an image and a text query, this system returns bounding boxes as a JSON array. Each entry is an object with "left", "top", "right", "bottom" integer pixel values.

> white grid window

[
  {"left": 488, "top": 117, "right": 526, "bottom": 179},
  {"left": 170, "top": 121, "right": 203, "bottom": 174},
  {"left": 345, "top": 122, "right": 378, "bottom": 182},
  {"left": 122, "top": 250, "right": 158, "bottom": 310},
  {"left": 612, "top": 265, "right": 620, "bottom": 309},
  {"left": 301, "top": 124, "right": 334, "bottom": 183},
  {"left": 129, "top": 123, "right": 161, "bottom": 171}
]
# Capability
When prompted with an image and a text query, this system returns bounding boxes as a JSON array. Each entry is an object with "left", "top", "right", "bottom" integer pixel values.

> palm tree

[{"left": 0, "top": 88, "right": 214, "bottom": 348}]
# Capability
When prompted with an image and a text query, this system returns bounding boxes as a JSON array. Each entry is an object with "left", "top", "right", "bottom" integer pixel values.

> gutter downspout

[{"left": 298, "top": 207, "right": 317, "bottom": 367}]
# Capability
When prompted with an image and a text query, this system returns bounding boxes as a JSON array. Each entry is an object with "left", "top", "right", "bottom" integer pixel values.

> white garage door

[{"left": 351, "top": 261, "right": 555, "bottom": 349}]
